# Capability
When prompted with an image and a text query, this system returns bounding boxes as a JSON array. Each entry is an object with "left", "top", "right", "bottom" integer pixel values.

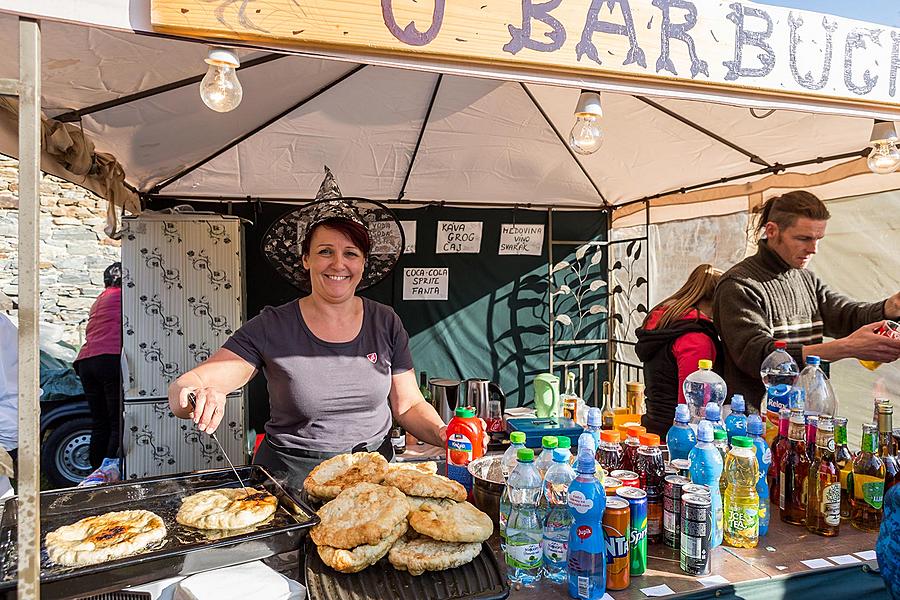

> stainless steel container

[
  {"left": 428, "top": 378, "right": 461, "bottom": 423},
  {"left": 467, "top": 455, "right": 504, "bottom": 527},
  {"left": 464, "top": 378, "right": 507, "bottom": 422}
]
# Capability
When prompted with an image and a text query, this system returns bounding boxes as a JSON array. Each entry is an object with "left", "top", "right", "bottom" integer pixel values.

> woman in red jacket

[{"left": 634, "top": 264, "right": 723, "bottom": 437}]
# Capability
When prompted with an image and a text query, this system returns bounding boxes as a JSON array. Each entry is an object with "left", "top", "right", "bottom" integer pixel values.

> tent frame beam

[
  {"left": 635, "top": 96, "right": 771, "bottom": 167},
  {"left": 53, "top": 54, "right": 286, "bottom": 123},
  {"left": 398, "top": 74, "right": 442, "bottom": 201},
  {"left": 150, "top": 63, "right": 368, "bottom": 194}
]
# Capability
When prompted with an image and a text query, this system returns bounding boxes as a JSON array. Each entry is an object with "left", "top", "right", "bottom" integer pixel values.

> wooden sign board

[{"left": 151, "top": 0, "right": 900, "bottom": 111}]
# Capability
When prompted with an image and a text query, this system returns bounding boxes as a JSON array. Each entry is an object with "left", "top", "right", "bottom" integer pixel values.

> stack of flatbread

[{"left": 305, "top": 456, "right": 493, "bottom": 575}]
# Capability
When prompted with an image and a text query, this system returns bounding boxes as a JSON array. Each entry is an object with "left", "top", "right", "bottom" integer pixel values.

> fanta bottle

[{"left": 446, "top": 406, "right": 485, "bottom": 498}]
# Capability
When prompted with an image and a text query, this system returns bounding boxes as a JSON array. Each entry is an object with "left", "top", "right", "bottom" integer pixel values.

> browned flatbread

[
  {"left": 176, "top": 488, "right": 277, "bottom": 530},
  {"left": 383, "top": 469, "right": 466, "bottom": 502},
  {"left": 408, "top": 501, "right": 493, "bottom": 543},
  {"left": 310, "top": 482, "right": 409, "bottom": 549},
  {"left": 317, "top": 520, "right": 407, "bottom": 573},
  {"left": 389, "top": 535, "right": 482, "bottom": 575},
  {"left": 304, "top": 452, "right": 389, "bottom": 500},
  {"left": 386, "top": 461, "right": 438, "bottom": 475},
  {"left": 45, "top": 510, "right": 166, "bottom": 567}
]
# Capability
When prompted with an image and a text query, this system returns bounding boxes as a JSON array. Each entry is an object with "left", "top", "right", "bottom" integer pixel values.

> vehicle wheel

[{"left": 42, "top": 417, "right": 93, "bottom": 488}]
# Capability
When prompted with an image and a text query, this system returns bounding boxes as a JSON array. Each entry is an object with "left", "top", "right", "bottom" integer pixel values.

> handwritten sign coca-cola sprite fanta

[{"left": 446, "top": 406, "right": 484, "bottom": 498}]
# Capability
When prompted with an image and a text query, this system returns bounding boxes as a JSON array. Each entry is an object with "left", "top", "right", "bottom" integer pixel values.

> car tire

[{"left": 42, "top": 417, "right": 94, "bottom": 488}]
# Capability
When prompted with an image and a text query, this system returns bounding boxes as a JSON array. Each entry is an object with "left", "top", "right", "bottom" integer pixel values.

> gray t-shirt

[{"left": 223, "top": 297, "right": 413, "bottom": 452}]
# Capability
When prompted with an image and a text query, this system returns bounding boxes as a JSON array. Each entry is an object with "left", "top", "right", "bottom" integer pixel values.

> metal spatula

[{"left": 187, "top": 392, "right": 249, "bottom": 493}]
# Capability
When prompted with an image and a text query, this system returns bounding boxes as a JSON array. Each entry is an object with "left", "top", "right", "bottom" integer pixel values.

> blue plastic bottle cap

[
  {"left": 747, "top": 414, "right": 764, "bottom": 435},
  {"left": 552, "top": 448, "right": 569, "bottom": 463},
  {"left": 806, "top": 355, "right": 821, "bottom": 365},
  {"left": 704, "top": 402, "right": 721, "bottom": 421},
  {"left": 697, "top": 420, "right": 714, "bottom": 442},
  {"left": 674, "top": 404, "right": 691, "bottom": 423},
  {"left": 731, "top": 395, "right": 745, "bottom": 413},
  {"left": 587, "top": 407, "right": 602, "bottom": 427}
]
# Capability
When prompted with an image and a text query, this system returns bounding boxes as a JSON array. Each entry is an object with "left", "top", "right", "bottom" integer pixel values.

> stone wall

[{"left": 0, "top": 156, "right": 121, "bottom": 348}]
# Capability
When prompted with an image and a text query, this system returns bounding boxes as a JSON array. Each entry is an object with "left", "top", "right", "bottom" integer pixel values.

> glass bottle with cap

[
  {"left": 779, "top": 408, "right": 810, "bottom": 525},
  {"left": 806, "top": 415, "right": 840, "bottom": 536}
]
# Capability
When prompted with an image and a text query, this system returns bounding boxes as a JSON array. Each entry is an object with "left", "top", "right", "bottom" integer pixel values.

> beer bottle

[
  {"left": 769, "top": 408, "right": 791, "bottom": 506},
  {"left": 779, "top": 408, "right": 809, "bottom": 525},
  {"left": 833, "top": 417, "right": 854, "bottom": 521},
  {"left": 850, "top": 423, "right": 885, "bottom": 532},
  {"left": 806, "top": 416, "right": 840, "bottom": 536},
  {"left": 390, "top": 419, "right": 407, "bottom": 455},
  {"left": 420, "top": 371, "right": 432, "bottom": 403},
  {"left": 601, "top": 381, "right": 616, "bottom": 431},
  {"left": 876, "top": 402, "right": 900, "bottom": 492}
]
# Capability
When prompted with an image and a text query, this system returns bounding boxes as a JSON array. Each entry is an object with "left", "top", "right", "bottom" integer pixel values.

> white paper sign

[
  {"left": 436, "top": 221, "right": 482, "bottom": 254},
  {"left": 403, "top": 267, "right": 448, "bottom": 301},
  {"left": 400, "top": 221, "right": 416, "bottom": 255},
  {"left": 498, "top": 224, "right": 544, "bottom": 256}
]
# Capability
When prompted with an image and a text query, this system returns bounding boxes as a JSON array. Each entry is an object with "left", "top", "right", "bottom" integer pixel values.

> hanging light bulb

[
  {"left": 200, "top": 47, "right": 242, "bottom": 113},
  {"left": 568, "top": 90, "right": 603, "bottom": 155},
  {"left": 867, "top": 119, "right": 900, "bottom": 174}
]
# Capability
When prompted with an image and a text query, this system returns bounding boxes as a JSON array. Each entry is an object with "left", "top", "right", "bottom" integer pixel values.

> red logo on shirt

[{"left": 366, "top": 353, "right": 378, "bottom": 363}]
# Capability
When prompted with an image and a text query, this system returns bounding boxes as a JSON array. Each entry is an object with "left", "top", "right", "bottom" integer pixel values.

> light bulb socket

[
  {"left": 574, "top": 90, "right": 602, "bottom": 118},
  {"left": 205, "top": 46, "right": 240, "bottom": 68},
  {"left": 869, "top": 119, "right": 898, "bottom": 145}
]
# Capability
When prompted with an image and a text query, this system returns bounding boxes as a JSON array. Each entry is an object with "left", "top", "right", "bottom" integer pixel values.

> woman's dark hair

[
  {"left": 757, "top": 191, "right": 830, "bottom": 232},
  {"left": 103, "top": 262, "right": 122, "bottom": 288},
  {"left": 301, "top": 217, "right": 371, "bottom": 258}
]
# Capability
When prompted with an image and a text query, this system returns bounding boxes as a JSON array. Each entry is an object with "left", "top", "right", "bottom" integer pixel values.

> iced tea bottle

[
  {"left": 850, "top": 423, "right": 885, "bottom": 532},
  {"left": 621, "top": 425, "right": 645, "bottom": 472},
  {"left": 876, "top": 402, "right": 900, "bottom": 492},
  {"left": 769, "top": 408, "right": 790, "bottom": 505},
  {"left": 779, "top": 408, "right": 809, "bottom": 525},
  {"left": 833, "top": 417, "right": 854, "bottom": 521},
  {"left": 806, "top": 416, "right": 840, "bottom": 536}
]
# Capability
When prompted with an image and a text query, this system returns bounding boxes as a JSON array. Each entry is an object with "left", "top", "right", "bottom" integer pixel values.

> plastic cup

[{"left": 859, "top": 320, "right": 900, "bottom": 371}]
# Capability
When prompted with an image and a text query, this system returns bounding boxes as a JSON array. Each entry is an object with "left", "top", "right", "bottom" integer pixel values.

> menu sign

[{"left": 403, "top": 267, "right": 449, "bottom": 300}]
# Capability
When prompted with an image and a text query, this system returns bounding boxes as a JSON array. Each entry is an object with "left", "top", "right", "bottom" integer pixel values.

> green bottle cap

[
  {"left": 542, "top": 436, "right": 559, "bottom": 449},
  {"left": 731, "top": 435, "right": 753, "bottom": 448},
  {"left": 517, "top": 448, "right": 535, "bottom": 462},
  {"left": 510, "top": 431, "right": 526, "bottom": 445},
  {"left": 454, "top": 406, "right": 475, "bottom": 418},
  {"left": 713, "top": 429, "right": 727, "bottom": 441},
  {"left": 557, "top": 436, "right": 572, "bottom": 449}
]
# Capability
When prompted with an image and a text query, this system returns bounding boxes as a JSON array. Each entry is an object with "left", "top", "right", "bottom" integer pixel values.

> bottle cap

[
  {"left": 552, "top": 448, "right": 569, "bottom": 463},
  {"left": 697, "top": 420, "right": 714, "bottom": 442},
  {"left": 600, "top": 430, "right": 621, "bottom": 443},
  {"left": 557, "top": 436, "right": 572, "bottom": 449},
  {"left": 626, "top": 425, "right": 646, "bottom": 438},
  {"left": 454, "top": 406, "right": 475, "bottom": 418},
  {"left": 731, "top": 435, "right": 753, "bottom": 448},
  {"left": 509, "top": 431, "right": 526, "bottom": 445},
  {"left": 577, "top": 432, "right": 596, "bottom": 455},
  {"left": 774, "top": 340, "right": 787, "bottom": 349},
  {"left": 747, "top": 414, "right": 764, "bottom": 435},
  {"left": 587, "top": 407, "right": 603, "bottom": 427},
  {"left": 639, "top": 433, "right": 660, "bottom": 447},
  {"left": 805, "top": 355, "right": 821, "bottom": 366},
  {"left": 698, "top": 359, "right": 713, "bottom": 370},
  {"left": 731, "top": 395, "right": 745, "bottom": 413},
  {"left": 713, "top": 429, "right": 727, "bottom": 441},
  {"left": 542, "top": 436, "right": 559, "bottom": 449},
  {"left": 704, "top": 402, "right": 721, "bottom": 421},
  {"left": 517, "top": 448, "right": 535, "bottom": 462},
  {"left": 674, "top": 404, "right": 691, "bottom": 423},
  {"left": 576, "top": 447, "right": 596, "bottom": 474}
]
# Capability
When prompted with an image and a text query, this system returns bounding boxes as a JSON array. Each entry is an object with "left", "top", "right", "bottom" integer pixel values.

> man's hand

[
  {"left": 843, "top": 320, "right": 900, "bottom": 363},
  {"left": 886, "top": 291, "right": 900, "bottom": 321}
]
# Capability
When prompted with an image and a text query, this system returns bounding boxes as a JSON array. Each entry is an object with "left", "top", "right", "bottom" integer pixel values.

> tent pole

[
  {"left": 397, "top": 74, "right": 442, "bottom": 201},
  {"left": 17, "top": 16, "right": 41, "bottom": 600}
]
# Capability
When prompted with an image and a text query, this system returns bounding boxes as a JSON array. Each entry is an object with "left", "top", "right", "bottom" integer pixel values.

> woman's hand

[
  {"left": 179, "top": 385, "right": 227, "bottom": 434},
  {"left": 438, "top": 421, "right": 489, "bottom": 453}
]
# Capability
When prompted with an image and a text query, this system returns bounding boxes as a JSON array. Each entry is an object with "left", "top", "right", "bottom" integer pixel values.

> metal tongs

[{"left": 187, "top": 391, "right": 249, "bottom": 493}]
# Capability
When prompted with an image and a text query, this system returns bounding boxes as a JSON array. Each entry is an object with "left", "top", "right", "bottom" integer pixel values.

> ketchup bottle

[{"left": 446, "top": 406, "right": 485, "bottom": 498}]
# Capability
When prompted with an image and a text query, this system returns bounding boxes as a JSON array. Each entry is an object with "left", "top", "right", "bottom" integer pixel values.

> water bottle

[
  {"left": 666, "top": 404, "right": 697, "bottom": 461},
  {"left": 535, "top": 436, "right": 559, "bottom": 477},
  {"left": 725, "top": 395, "right": 748, "bottom": 444},
  {"left": 558, "top": 436, "right": 574, "bottom": 465},
  {"left": 543, "top": 448, "right": 576, "bottom": 582},
  {"left": 723, "top": 436, "right": 760, "bottom": 548},
  {"left": 567, "top": 444, "right": 606, "bottom": 599},
  {"left": 796, "top": 356, "right": 837, "bottom": 417},
  {"left": 586, "top": 407, "right": 603, "bottom": 448},
  {"left": 689, "top": 421, "right": 724, "bottom": 548},
  {"left": 760, "top": 340, "right": 800, "bottom": 389},
  {"left": 506, "top": 448, "right": 544, "bottom": 586},
  {"left": 502, "top": 432, "right": 527, "bottom": 479},
  {"left": 702, "top": 401, "right": 726, "bottom": 434},
  {"left": 747, "top": 414, "right": 771, "bottom": 536},
  {"left": 683, "top": 359, "right": 727, "bottom": 426}
]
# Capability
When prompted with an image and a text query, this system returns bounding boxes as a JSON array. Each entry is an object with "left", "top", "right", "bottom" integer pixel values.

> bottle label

[
  {"left": 578, "top": 576, "right": 590, "bottom": 598},
  {"left": 568, "top": 490, "right": 595, "bottom": 515},
  {"left": 761, "top": 448, "right": 772, "bottom": 468},
  {"left": 505, "top": 542, "right": 542, "bottom": 569},
  {"left": 827, "top": 439, "right": 835, "bottom": 453},
  {"left": 447, "top": 434, "right": 473, "bottom": 465},
  {"left": 543, "top": 539, "right": 568, "bottom": 563},
  {"left": 779, "top": 472, "right": 786, "bottom": 510},
  {"left": 822, "top": 482, "right": 841, "bottom": 526},
  {"left": 726, "top": 505, "right": 758, "bottom": 536},
  {"left": 853, "top": 475, "right": 885, "bottom": 510}
]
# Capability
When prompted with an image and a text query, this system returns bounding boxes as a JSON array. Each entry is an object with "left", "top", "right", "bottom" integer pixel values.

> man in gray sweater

[{"left": 713, "top": 191, "right": 900, "bottom": 409}]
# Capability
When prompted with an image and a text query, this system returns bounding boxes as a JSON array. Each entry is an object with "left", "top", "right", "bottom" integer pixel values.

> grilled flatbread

[
  {"left": 404, "top": 496, "right": 457, "bottom": 513},
  {"left": 408, "top": 501, "right": 493, "bottom": 543},
  {"left": 383, "top": 469, "right": 467, "bottom": 502},
  {"left": 310, "top": 482, "right": 409, "bottom": 549},
  {"left": 389, "top": 536, "right": 482, "bottom": 576},
  {"left": 176, "top": 487, "right": 278, "bottom": 530},
  {"left": 45, "top": 509, "right": 166, "bottom": 567},
  {"left": 304, "top": 452, "right": 389, "bottom": 500},
  {"left": 317, "top": 520, "right": 407, "bottom": 573},
  {"left": 386, "top": 461, "right": 438, "bottom": 475}
]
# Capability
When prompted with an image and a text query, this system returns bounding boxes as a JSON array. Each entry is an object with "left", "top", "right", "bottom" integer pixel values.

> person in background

[
  {"left": 635, "top": 264, "right": 723, "bottom": 436},
  {"left": 75, "top": 262, "right": 123, "bottom": 469},
  {"left": 0, "top": 312, "right": 18, "bottom": 499},
  {"left": 713, "top": 191, "right": 900, "bottom": 409}
]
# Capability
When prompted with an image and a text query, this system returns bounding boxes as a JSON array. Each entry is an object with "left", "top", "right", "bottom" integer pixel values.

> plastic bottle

[
  {"left": 702, "top": 402, "right": 726, "bottom": 434},
  {"left": 760, "top": 340, "right": 800, "bottom": 389},
  {"left": 746, "top": 415, "right": 771, "bottom": 536},
  {"left": 689, "top": 421, "right": 724, "bottom": 548},
  {"left": 796, "top": 355, "right": 837, "bottom": 417},
  {"left": 505, "top": 448, "right": 544, "bottom": 586},
  {"left": 636, "top": 433, "right": 665, "bottom": 543},
  {"left": 714, "top": 429, "right": 729, "bottom": 494},
  {"left": 557, "top": 435, "right": 574, "bottom": 465},
  {"left": 536, "top": 436, "right": 559, "bottom": 477},
  {"left": 567, "top": 443, "right": 606, "bottom": 599},
  {"left": 586, "top": 407, "right": 603, "bottom": 448},
  {"left": 621, "top": 425, "right": 646, "bottom": 472},
  {"left": 597, "top": 429, "right": 624, "bottom": 473},
  {"left": 667, "top": 404, "right": 697, "bottom": 461},
  {"left": 769, "top": 407, "right": 791, "bottom": 505},
  {"left": 723, "top": 436, "right": 760, "bottom": 548},
  {"left": 764, "top": 384, "right": 791, "bottom": 445},
  {"left": 502, "top": 432, "right": 528, "bottom": 480},
  {"left": 725, "top": 395, "right": 748, "bottom": 444},
  {"left": 683, "top": 359, "right": 727, "bottom": 426},
  {"left": 543, "top": 448, "right": 576, "bottom": 582},
  {"left": 446, "top": 406, "right": 485, "bottom": 498}
]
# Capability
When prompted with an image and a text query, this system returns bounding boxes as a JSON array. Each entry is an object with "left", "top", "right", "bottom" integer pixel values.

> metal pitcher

[
  {"left": 428, "top": 378, "right": 461, "bottom": 423},
  {"left": 464, "top": 378, "right": 507, "bottom": 422}
]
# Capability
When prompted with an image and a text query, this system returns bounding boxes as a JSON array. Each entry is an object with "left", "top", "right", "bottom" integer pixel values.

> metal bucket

[{"left": 467, "top": 455, "right": 505, "bottom": 527}]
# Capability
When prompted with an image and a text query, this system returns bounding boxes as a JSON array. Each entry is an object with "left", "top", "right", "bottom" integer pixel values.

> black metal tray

[
  {"left": 0, "top": 466, "right": 319, "bottom": 600},
  {"left": 304, "top": 537, "right": 509, "bottom": 600}
]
